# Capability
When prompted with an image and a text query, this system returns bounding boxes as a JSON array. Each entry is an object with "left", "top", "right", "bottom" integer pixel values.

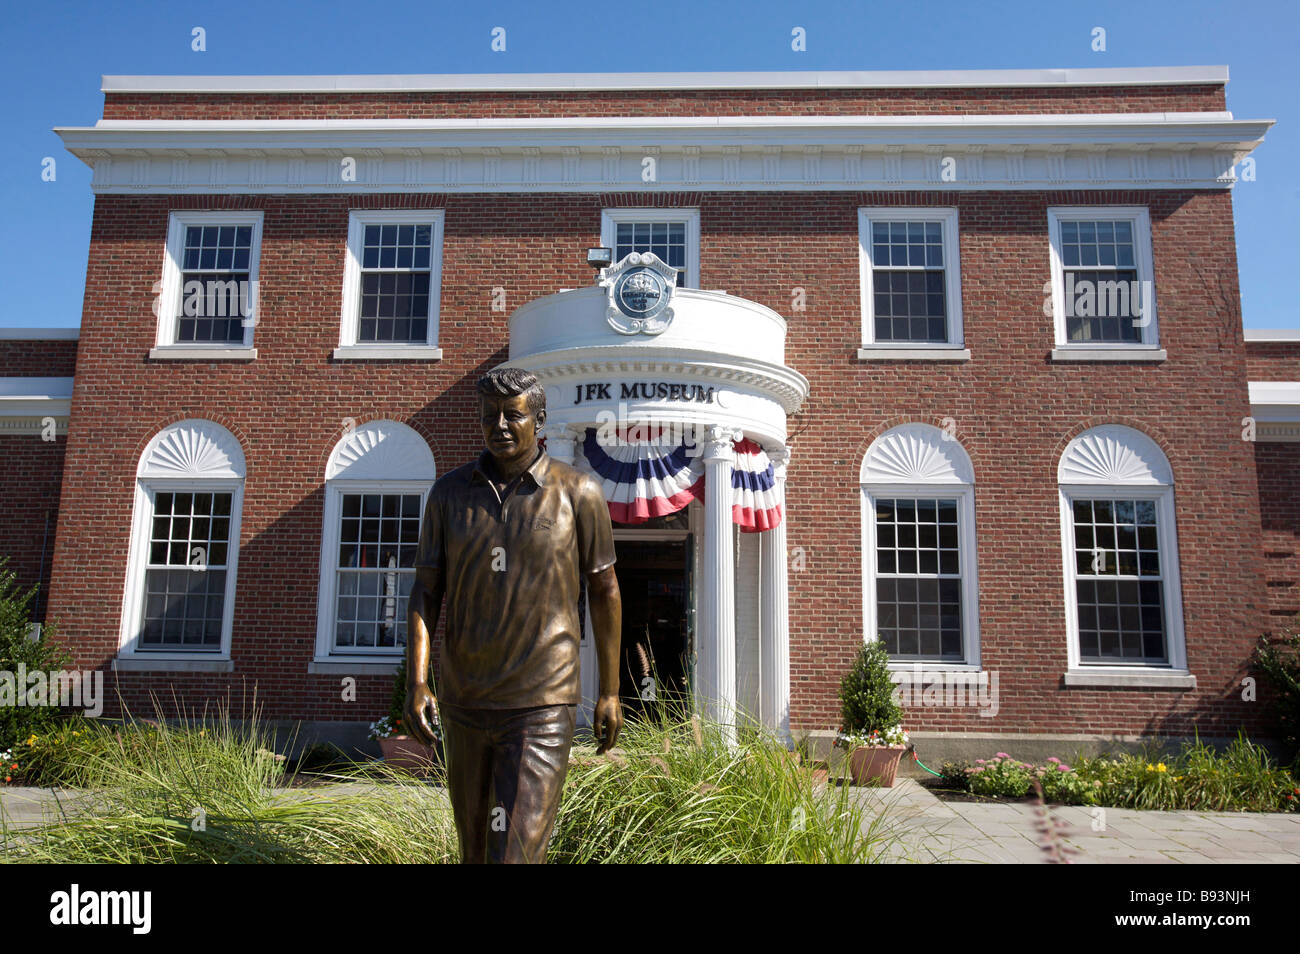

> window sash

[
  {"left": 138, "top": 489, "right": 235, "bottom": 653},
  {"left": 331, "top": 491, "right": 422, "bottom": 653},
  {"left": 1069, "top": 496, "right": 1168, "bottom": 664},
  {"left": 859, "top": 209, "right": 961, "bottom": 346},
  {"left": 873, "top": 495, "right": 964, "bottom": 661}
]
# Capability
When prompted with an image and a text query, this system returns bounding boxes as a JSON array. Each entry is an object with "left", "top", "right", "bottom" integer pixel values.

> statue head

[{"left": 476, "top": 367, "right": 547, "bottom": 466}]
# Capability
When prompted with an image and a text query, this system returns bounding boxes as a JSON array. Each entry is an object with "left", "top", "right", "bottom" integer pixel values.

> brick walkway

[{"left": 854, "top": 779, "right": 1300, "bottom": 863}]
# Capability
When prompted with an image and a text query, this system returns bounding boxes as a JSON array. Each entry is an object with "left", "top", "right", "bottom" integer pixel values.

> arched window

[
  {"left": 120, "top": 419, "right": 246, "bottom": 660},
  {"left": 1057, "top": 425, "right": 1189, "bottom": 682},
  {"left": 314, "top": 420, "right": 435, "bottom": 662},
  {"left": 860, "top": 423, "right": 980, "bottom": 667}
]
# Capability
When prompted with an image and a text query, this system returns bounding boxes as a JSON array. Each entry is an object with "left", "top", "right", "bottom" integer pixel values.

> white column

[
  {"left": 760, "top": 446, "right": 791, "bottom": 745},
  {"left": 546, "top": 423, "right": 576, "bottom": 466},
  {"left": 698, "top": 423, "right": 740, "bottom": 743},
  {"left": 548, "top": 424, "right": 595, "bottom": 726}
]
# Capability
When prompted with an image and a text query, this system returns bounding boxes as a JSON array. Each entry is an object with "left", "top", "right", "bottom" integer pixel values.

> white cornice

[
  {"left": 55, "top": 113, "right": 1271, "bottom": 193},
  {"left": 1244, "top": 329, "right": 1300, "bottom": 342},
  {"left": 0, "top": 327, "right": 79, "bottom": 339},
  {"left": 100, "top": 66, "right": 1230, "bottom": 93}
]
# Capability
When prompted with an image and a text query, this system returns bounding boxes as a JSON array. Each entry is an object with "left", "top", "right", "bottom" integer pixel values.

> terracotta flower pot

[
  {"left": 377, "top": 735, "right": 442, "bottom": 771},
  {"left": 848, "top": 745, "right": 907, "bottom": 787}
]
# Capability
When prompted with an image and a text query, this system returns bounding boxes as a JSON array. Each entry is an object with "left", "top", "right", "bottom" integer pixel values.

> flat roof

[{"left": 101, "top": 66, "right": 1229, "bottom": 94}]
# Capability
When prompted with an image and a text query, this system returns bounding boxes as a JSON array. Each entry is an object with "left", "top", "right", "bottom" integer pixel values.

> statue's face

[{"left": 479, "top": 391, "right": 545, "bottom": 465}]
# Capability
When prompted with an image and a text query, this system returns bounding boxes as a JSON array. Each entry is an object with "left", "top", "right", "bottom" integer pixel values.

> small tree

[
  {"left": 1254, "top": 624, "right": 1300, "bottom": 756},
  {"left": 838, "top": 638, "right": 902, "bottom": 737},
  {"left": 0, "top": 557, "right": 69, "bottom": 749}
]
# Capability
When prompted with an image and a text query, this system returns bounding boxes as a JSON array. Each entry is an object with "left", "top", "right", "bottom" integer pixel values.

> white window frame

[
  {"left": 314, "top": 480, "right": 432, "bottom": 661},
  {"left": 312, "top": 419, "right": 436, "bottom": 667},
  {"left": 336, "top": 209, "right": 445, "bottom": 360},
  {"left": 857, "top": 207, "right": 966, "bottom": 358},
  {"left": 153, "top": 210, "right": 263, "bottom": 359},
  {"left": 1047, "top": 206, "right": 1162, "bottom": 358},
  {"left": 859, "top": 424, "right": 981, "bottom": 672},
  {"left": 601, "top": 207, "right": 700, "bottom": 288},
  {"left": 1057, "top": 426, "right": 1190, "bottom": 687},
  {"left": 118, "top": 420, "right": 246, "bottom": 664}
]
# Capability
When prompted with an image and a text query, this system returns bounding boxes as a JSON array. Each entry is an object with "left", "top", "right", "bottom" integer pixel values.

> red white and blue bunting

[
  {"left": 581, "top": 427, "right": 704, "bottom": 524},
  {"left": 730, "top": 437, "right": 783, "bottom": 533},
  {"left": 579, "top": 428, "right": 783, "bottom": 532}
]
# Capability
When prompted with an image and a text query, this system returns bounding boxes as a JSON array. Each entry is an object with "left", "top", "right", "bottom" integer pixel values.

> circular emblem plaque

[{"left": 603, "top": 251, "right": 676, "bottom": 335}]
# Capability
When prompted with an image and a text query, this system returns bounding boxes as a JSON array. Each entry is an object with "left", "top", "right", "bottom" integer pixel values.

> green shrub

[
  {"left": 937, "top": 759, "right": 972, "bottom": 792},
  {"left": 1254, "top": 626, "right": 1300, "bottom": 751},
  {"left": 838, "top": 639, "right": 902, "bottom": 737},
  {"left": 0, "top": 558, "right": 70, "bottom": 750},
  {"left": 1072, "top": 734, "right": 1298, "bottom": 813}
]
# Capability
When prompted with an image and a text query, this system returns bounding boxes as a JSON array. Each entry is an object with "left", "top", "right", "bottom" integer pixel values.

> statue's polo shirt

[{"left": 415, "top": 447, "right": 616, "bottom": 709}]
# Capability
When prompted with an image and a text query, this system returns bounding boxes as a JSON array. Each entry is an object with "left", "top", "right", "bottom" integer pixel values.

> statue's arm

[{"left": 405, "top": 566, "right": 444, "bottom": 744}]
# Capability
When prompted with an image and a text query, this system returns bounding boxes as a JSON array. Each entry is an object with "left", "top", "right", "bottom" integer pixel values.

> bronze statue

[{"left": 405, "top": 367, "right": 623, "bottom": 864}]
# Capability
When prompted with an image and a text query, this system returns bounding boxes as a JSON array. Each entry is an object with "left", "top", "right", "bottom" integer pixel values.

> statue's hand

[
  {"left": 405, "top": 682, "right": 439, "bottom": 745},
  {"left": 593, "top": 693, "right": 623, "bottom": 754}
]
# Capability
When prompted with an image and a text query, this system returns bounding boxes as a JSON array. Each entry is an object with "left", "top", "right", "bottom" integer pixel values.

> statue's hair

[{"left": 476, "top": 367, "right": 546, "bottom": 416}]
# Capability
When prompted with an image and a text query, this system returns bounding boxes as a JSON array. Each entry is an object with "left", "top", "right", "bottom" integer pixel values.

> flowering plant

[
  {"left": 369, "top": 714, "right": 442, "bottom": 745},
  {"left": 835, "top": 725, "right": 910, "bottom": 750},
  {"left": 1, "top": 748, "right": 16, "bottom": 784}
]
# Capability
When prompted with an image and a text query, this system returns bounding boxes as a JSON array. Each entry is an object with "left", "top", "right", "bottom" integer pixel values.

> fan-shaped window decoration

[
  {"left": 859, "top": 423, "right": 980, "bottom": 666},
  {"left": 1057, "top": 425, "right": 1186, "bottom": 672},
  {"left": 120, "top": 419, "right": 247, "bottom": 658},
  {"left": 316, "top": 420, "right": 435, "bottom": 660},
  {"left": 580, "top": 426, "right": 704, "bottom": 524}
]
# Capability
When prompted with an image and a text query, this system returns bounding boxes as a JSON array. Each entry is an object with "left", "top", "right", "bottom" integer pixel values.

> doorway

[{"left": 612, "top": 515, "right": 692, "bottom": 721}]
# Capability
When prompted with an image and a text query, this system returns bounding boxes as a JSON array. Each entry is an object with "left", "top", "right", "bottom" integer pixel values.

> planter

[
  {"left": 377, "top": 735, "right": 442, "bottom": 772},
  {"left": 848, "top": 745, "right": 907, "bottom": 787}
]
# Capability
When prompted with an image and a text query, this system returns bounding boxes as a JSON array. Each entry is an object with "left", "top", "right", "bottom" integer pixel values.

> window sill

[
  {"left": 113, "top": 657, "right": 234, "bottom": 673},
  {"left": 888, "top": 663, "right": 985, "bottom": 682},
  {"left": 1050, "top": 348, "right": 1166, "bottom": 363},
  {"left": 1063, "top": 668, "right": 1195, "bottom": 689},
  {"left": 149, "top": 347, "right": 257, "bottom": 361},
  {"left": 308, "top": 658, "right": 403, "bottom": 675},
  {"left": 857, "top": 347, "right": 971, "bottom": 361},
  {"left": 332, "top": 345, "right": 443, "bottom": 361}
]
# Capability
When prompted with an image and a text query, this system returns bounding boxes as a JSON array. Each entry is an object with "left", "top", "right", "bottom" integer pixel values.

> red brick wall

[
  {"left": 0, "top": 339, "right": 77, "bottom": 376},
  {"left": 101, "top": 83, "right": 1225, "bottom": 121},
  {"left": 1245, "top": 341, "right": 1300, "bottom": 631},
  {"left": 47, "top": 185, "right": 1268, "bottom": 738},
  {"left": 0, "top": 338, "right": 76, "bottom": 618}
]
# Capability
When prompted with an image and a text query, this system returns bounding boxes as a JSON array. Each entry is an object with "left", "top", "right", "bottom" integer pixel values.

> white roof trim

[
  {"left": 0, "top": 377, "right": 74, "bottom": 400},
  {"left": 100, "top": 66, "right": 1229, "bottom": 94},
  {"left": 1249, "top": 382, "right": 1300, "bottom": 406},
  {"left": 0, "top": 327, "right": 79, "bottom": 339},
  {"left": 1244, "top": 329, "right": 1300, "bottom": 342}
]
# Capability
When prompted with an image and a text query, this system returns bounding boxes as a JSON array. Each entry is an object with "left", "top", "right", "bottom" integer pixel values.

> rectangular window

[
  {"left": 1070, "top": 497, "right": 1167, "bottom": 663},
  {"left": 140, "top": 491, "right": 232, "bottom": 651},
  {"left": 601, "top": 209, "right": 700, "bottom": 288},
  {"left": 874, "top": 497, "right": 963, "bottom": 660},
  {"left": 177, "top": 225, "right": 254, "bottom": 343},
  {"left": 1048, "top": 207, "right": 1158, "bottom": 350},
  {"left": 157, "top": 211, "right": 263, "bottom": 352},
  {"left": 357, "top": 223, "right": 433, "bottom": 343},
  {"left": 339, "top": 210, "right": 444, "bottom": 353},
  {"left": 333, "top": 492, "right": 422, "bottom": 651},
  {"left": 858, "top": 208, "right": 963, "bottom": 347}
]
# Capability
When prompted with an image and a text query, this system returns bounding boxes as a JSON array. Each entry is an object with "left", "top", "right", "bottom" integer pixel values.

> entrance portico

[{"left": 503, "top": 260, "right": 808, "bottom": 741}]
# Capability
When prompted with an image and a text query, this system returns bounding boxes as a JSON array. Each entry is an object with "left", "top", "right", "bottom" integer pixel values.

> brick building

[{"left": 14, "top": 65, "right": 1296, "bottom": 753}]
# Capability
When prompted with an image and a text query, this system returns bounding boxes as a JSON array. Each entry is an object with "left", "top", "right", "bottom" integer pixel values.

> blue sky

[{"left": 2, "top": 0, "right": 1296, "bottom": 329}]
